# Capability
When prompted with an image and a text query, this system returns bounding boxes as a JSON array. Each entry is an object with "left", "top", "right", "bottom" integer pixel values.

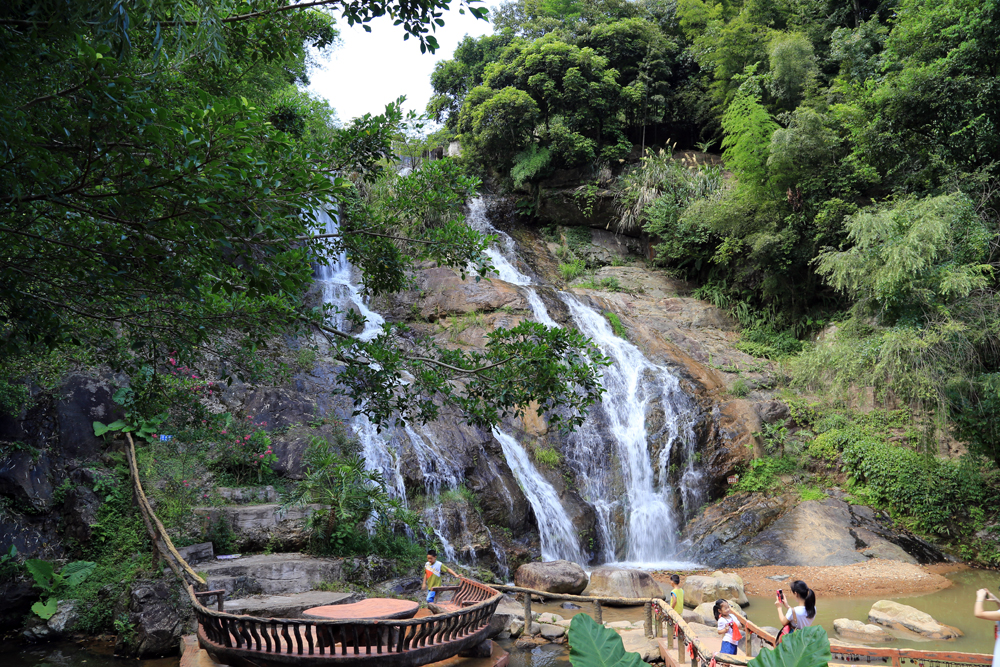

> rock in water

[
  {"left": 834, "top": 618, "right": 895, "bottom": 642},
  {"left": 514, "top": 560, "right": 588, "bottom": 595},
  {"left": 561, "top": 602, "right": 582, "bottom": 610},
  {"left": 868, "top": 600, "right": 963, "bottom": 640},
  {"left": 683, "top": 572, "right": 749, "bottom": 607},
  {"left": 583, "top": 567, "right": 662, "bottom": 602}
]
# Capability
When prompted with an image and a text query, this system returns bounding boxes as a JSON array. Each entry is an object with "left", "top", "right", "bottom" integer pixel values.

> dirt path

[{"left": 653, "top": 559, "right": 959, "bottom": 599}]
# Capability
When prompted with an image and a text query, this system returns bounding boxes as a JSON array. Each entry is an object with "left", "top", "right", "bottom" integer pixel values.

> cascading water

[
  {"left": 561, "top": 295, "right": 702, "bottom": 564},
  {"left": 314, "top": 207, "right": 384, "bottom": 341},
  {"left": 467, "top": 197, "right": 703, "bottom": 566},
  {"left": 316, "top": 194, "right": 704, "bottom": 571},
  {"left": 491, "top": 429, "right": 584, "bottom": 563}
]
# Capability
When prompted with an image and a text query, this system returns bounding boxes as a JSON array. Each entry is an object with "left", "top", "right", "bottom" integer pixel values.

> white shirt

[
  {"left": 717, "top": 613, "right": 740, "bottom": 644},
  {"left": 789, "top": 606, "right": 814, "bottom": 629}
]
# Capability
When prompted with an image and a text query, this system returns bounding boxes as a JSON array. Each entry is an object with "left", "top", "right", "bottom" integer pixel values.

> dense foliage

[
  {"left": 0, "top": 0, "right": 611, "bottom": 435},
  {"left": 432, "top": 0, "right": 1000, "bottom": 462}
]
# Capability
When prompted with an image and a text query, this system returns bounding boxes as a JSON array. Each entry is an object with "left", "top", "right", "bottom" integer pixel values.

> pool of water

[
  {"left": 744, "top": 567, "right": 1000, "bottom": 654},
  {"left": 0, "top": 639, "right": 179, "bottom": 667}
]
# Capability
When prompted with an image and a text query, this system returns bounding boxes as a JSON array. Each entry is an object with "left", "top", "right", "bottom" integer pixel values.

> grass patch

[
  {"left": 533, "top": 447, "right": 562, "bottom": 467},
  {"left": 796, "top": 484, "right": 827, "bottom": 501},
  {"left": 604, "top": 312, "right": 627, "bottom": 338},
  {"left": 729, "top": 376, "right": 750, "bottom": 397},
  {"left": 579, "top": 276, "right": 624, "bottom": 292},
  {"left": 559, "top": 259, "right": 587, "bottom": 281},
  {"left": 732, "top": 456, "right": 798, "bottom": 493}
]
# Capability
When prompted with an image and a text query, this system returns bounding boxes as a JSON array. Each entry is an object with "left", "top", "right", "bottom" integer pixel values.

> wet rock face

[
  {"left": 116, "top": 579, "right": 192, "bottom": 658},
  {"left": 62, "top": 484, "right": 102, "bottom": 543},
  {"left": 56, "top": 374, "right": 123, "bottom": 460},
  {"left": 680, "top": 494, "right": 945, "bottom": 568},
  {"left": 514, "top": 560, "right": 588, "bottom": 594}
]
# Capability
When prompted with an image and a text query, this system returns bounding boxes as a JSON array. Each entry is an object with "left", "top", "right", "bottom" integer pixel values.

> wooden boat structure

[{"left": 187, "top": 577, "right": 503, "bottom": 667}]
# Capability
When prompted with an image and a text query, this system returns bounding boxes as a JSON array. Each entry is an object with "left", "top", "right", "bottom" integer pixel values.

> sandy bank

[{"left": 653, "top": 559, "right": 956, "bottom": 599}]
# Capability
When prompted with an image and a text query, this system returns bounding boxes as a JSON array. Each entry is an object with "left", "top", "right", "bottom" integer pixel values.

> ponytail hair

[
  {"left": 791, "top": 580, "right": 815, "bottom": 619},
  {"left": 713, "top": 599, "right": 726, "bottom": 621}
]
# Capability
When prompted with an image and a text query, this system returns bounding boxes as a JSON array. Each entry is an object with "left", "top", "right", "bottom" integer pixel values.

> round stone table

[{"left": 303, "top": 598, "right": 420, "bottom": 621}]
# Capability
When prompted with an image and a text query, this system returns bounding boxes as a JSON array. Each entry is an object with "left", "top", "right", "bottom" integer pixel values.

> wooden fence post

[
  {"left": 644, "top": 602, "right": 653, "bottom": 638},
  {"left": 523, "top": 593, "right": 532, "bottom": 631},
  {"left": 667, "top": 618, "right": 674, "bottom": 648},
  {"left": 593, "top": 600, "right": 602, "bottom": 625}
]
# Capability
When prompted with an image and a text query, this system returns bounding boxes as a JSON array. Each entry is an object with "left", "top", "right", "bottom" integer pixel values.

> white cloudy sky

[{"left": 308, "top": 2, "right": 504, "bottom": 123}]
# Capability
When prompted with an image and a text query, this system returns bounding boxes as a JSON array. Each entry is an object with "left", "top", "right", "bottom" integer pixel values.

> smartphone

[{"left": 777, "top": 589, "right": 785, "bottom": 604}]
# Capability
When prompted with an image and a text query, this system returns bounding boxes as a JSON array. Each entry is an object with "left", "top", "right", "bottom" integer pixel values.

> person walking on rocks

[
  {"left": 421, "top": 549, "right": 456, "bottom": 604},
  {"left": 714, "top": 599, "right": 744, "bottom": 655},
  {"left": 775, "top": 580, "right": 816, "bottom": 642},
  {"left": 973, "top": 587, "right": 1000, "bottom": 667}
]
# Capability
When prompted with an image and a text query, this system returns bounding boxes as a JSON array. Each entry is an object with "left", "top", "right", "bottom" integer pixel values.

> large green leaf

[
  {"left": 24, "top": 559, "right": 55, "bottom": 592},
  {"left": 568, "top": 613, "right": 646, "bottom": 667},
  {"left": 751, "top": 625, "right": 832, "bottom": 667},
  {"left": 61, "top": 561, "right": 96, "bottom": 588},
  {"left": 31, "top": 597, "right": 58, "bottom": 620}
]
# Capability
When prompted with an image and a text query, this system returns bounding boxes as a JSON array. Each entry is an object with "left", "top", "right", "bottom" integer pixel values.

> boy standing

[
  {"left": 669, "top": 574, "right": 684, "bottom": 615},
  {"left": 421, "top": 549, "right": 457, "bottom": 603}
]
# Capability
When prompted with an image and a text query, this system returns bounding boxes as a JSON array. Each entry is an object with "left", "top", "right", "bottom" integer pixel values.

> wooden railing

[
  {"left": 492, "top": 584, "right": 659, "bottom": 633},
  {"left": 649, "top": 599, "right": 993, "bottom": 667},
  {"left": 188, "top": 577, "right": 503, "bottom": 666}
]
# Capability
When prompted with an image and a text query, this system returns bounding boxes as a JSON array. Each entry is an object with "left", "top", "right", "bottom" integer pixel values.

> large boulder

[
  {"left": 682, "top": 572, "right": 749, "bottom": 607},
  {"left": 868, "top": 600, "right": 963, "bottom": 640},
  {"left": 23, "top": 600, "right": 80, "bottom": 641},
  {"left": 683, "top": 495, "right": 943, "bottom": 568},
  {"left": 115, "top": 579, "right": 192, "bottom": 658},
  {"left": 514, "top": 560, "right": 588, "bottom": 595},
  {"left": 584, "top": 567, "right": 662, "bottom": 602},
  {"left": 834, "top": 618, "right": 894, "bottom": 642}
]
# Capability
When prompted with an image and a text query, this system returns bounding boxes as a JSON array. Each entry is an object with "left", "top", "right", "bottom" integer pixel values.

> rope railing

[{"left": 124, "top": 432, "right": 206, "bottom": 588}]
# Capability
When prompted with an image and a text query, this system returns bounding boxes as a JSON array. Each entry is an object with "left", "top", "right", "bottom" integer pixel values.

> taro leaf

[
  {"left": 25, "top": 559, "right": 55, "bottom": 592},
  {"left": 568, "top": 613, "right": 645, "bottom": 667},
  {"left": 61, "top": 560, "right": 96, "bottom": 588},
  {"left": 32, "top": 597, "right": 58, "bottom": 620},
  {"left": 93, "top": 419, "right": 128, "bottom": 436},
  {"left": 751, "top": 625, "right": 831, "bottom": 667}
]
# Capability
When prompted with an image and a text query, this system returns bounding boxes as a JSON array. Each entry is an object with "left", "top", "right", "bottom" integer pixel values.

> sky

[{"left": 308, "top": 1, "right": 505, "bottom": 123}]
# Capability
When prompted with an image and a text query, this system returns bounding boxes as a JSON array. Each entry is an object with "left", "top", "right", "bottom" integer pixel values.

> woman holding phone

[
  {"left": 973, "top": 588, "right": 1000, "bottom": 667},
  {"left": 775, "top": 580, "right": 816, "bottom": 642}
]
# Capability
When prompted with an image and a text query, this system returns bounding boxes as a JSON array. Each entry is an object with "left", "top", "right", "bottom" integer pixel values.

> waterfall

[
  {"left": 561, "top": 294, "right": 702, "bottom": 564},
  {"left": 467, "top": 197, "right": 703, "bottom": 567},
  {"left": 314, "top": 207, "right": 384, "bottom": 342},
  {"left": 492, "top": 428, "right": 584, "bottom": 563},
  {"left": 316, "top": 194, "right": 704, "bottom": 571}
]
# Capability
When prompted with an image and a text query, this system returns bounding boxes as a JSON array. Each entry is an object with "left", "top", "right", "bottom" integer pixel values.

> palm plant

[{"left": 284, "top": 437, "right": 395, "bottom": 552}]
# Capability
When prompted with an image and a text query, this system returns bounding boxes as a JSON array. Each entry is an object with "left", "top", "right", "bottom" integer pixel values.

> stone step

[
  {"left": 197, "top": 553, "right": 347, "bottom": 597},
  {"left": 223, "top": 590, "right": 361, "bottom": 618}
]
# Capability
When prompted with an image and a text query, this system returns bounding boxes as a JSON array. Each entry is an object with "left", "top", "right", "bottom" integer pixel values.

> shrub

[
  {"left": 735, "top": 326, "right": 805, "bottom": 359},
  {"left": 534, "top": 447, "right": 562, "bottom": 467},
  {"left": 210, "top": 415, "right": 277, "bottom": 485},
  {"left": 733, "top": 457, "right": 797, "bottom": 493},
  {"left": 559, "top": 259, "right": 587, "bottom": 281}
]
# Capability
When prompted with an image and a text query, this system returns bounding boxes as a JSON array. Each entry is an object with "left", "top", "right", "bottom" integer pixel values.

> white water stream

[
  {"left": 468, "top": 197, "right": 703, "bottom": 567},
  {"left": 316, "top": 195, "right": 704, "bottom": 571}
]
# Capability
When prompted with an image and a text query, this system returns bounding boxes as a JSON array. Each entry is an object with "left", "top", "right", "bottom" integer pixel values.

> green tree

[{"left": 721, "top": 90, "right": 779, "bottom": 191}]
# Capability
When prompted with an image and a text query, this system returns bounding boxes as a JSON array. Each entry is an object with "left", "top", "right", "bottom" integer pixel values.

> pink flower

[
  {"left": 221, "top": 430, "right": 227, "bottom": 434},
  {"left": 244, "top": 435, "right": 250, "bottom": 441}
]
